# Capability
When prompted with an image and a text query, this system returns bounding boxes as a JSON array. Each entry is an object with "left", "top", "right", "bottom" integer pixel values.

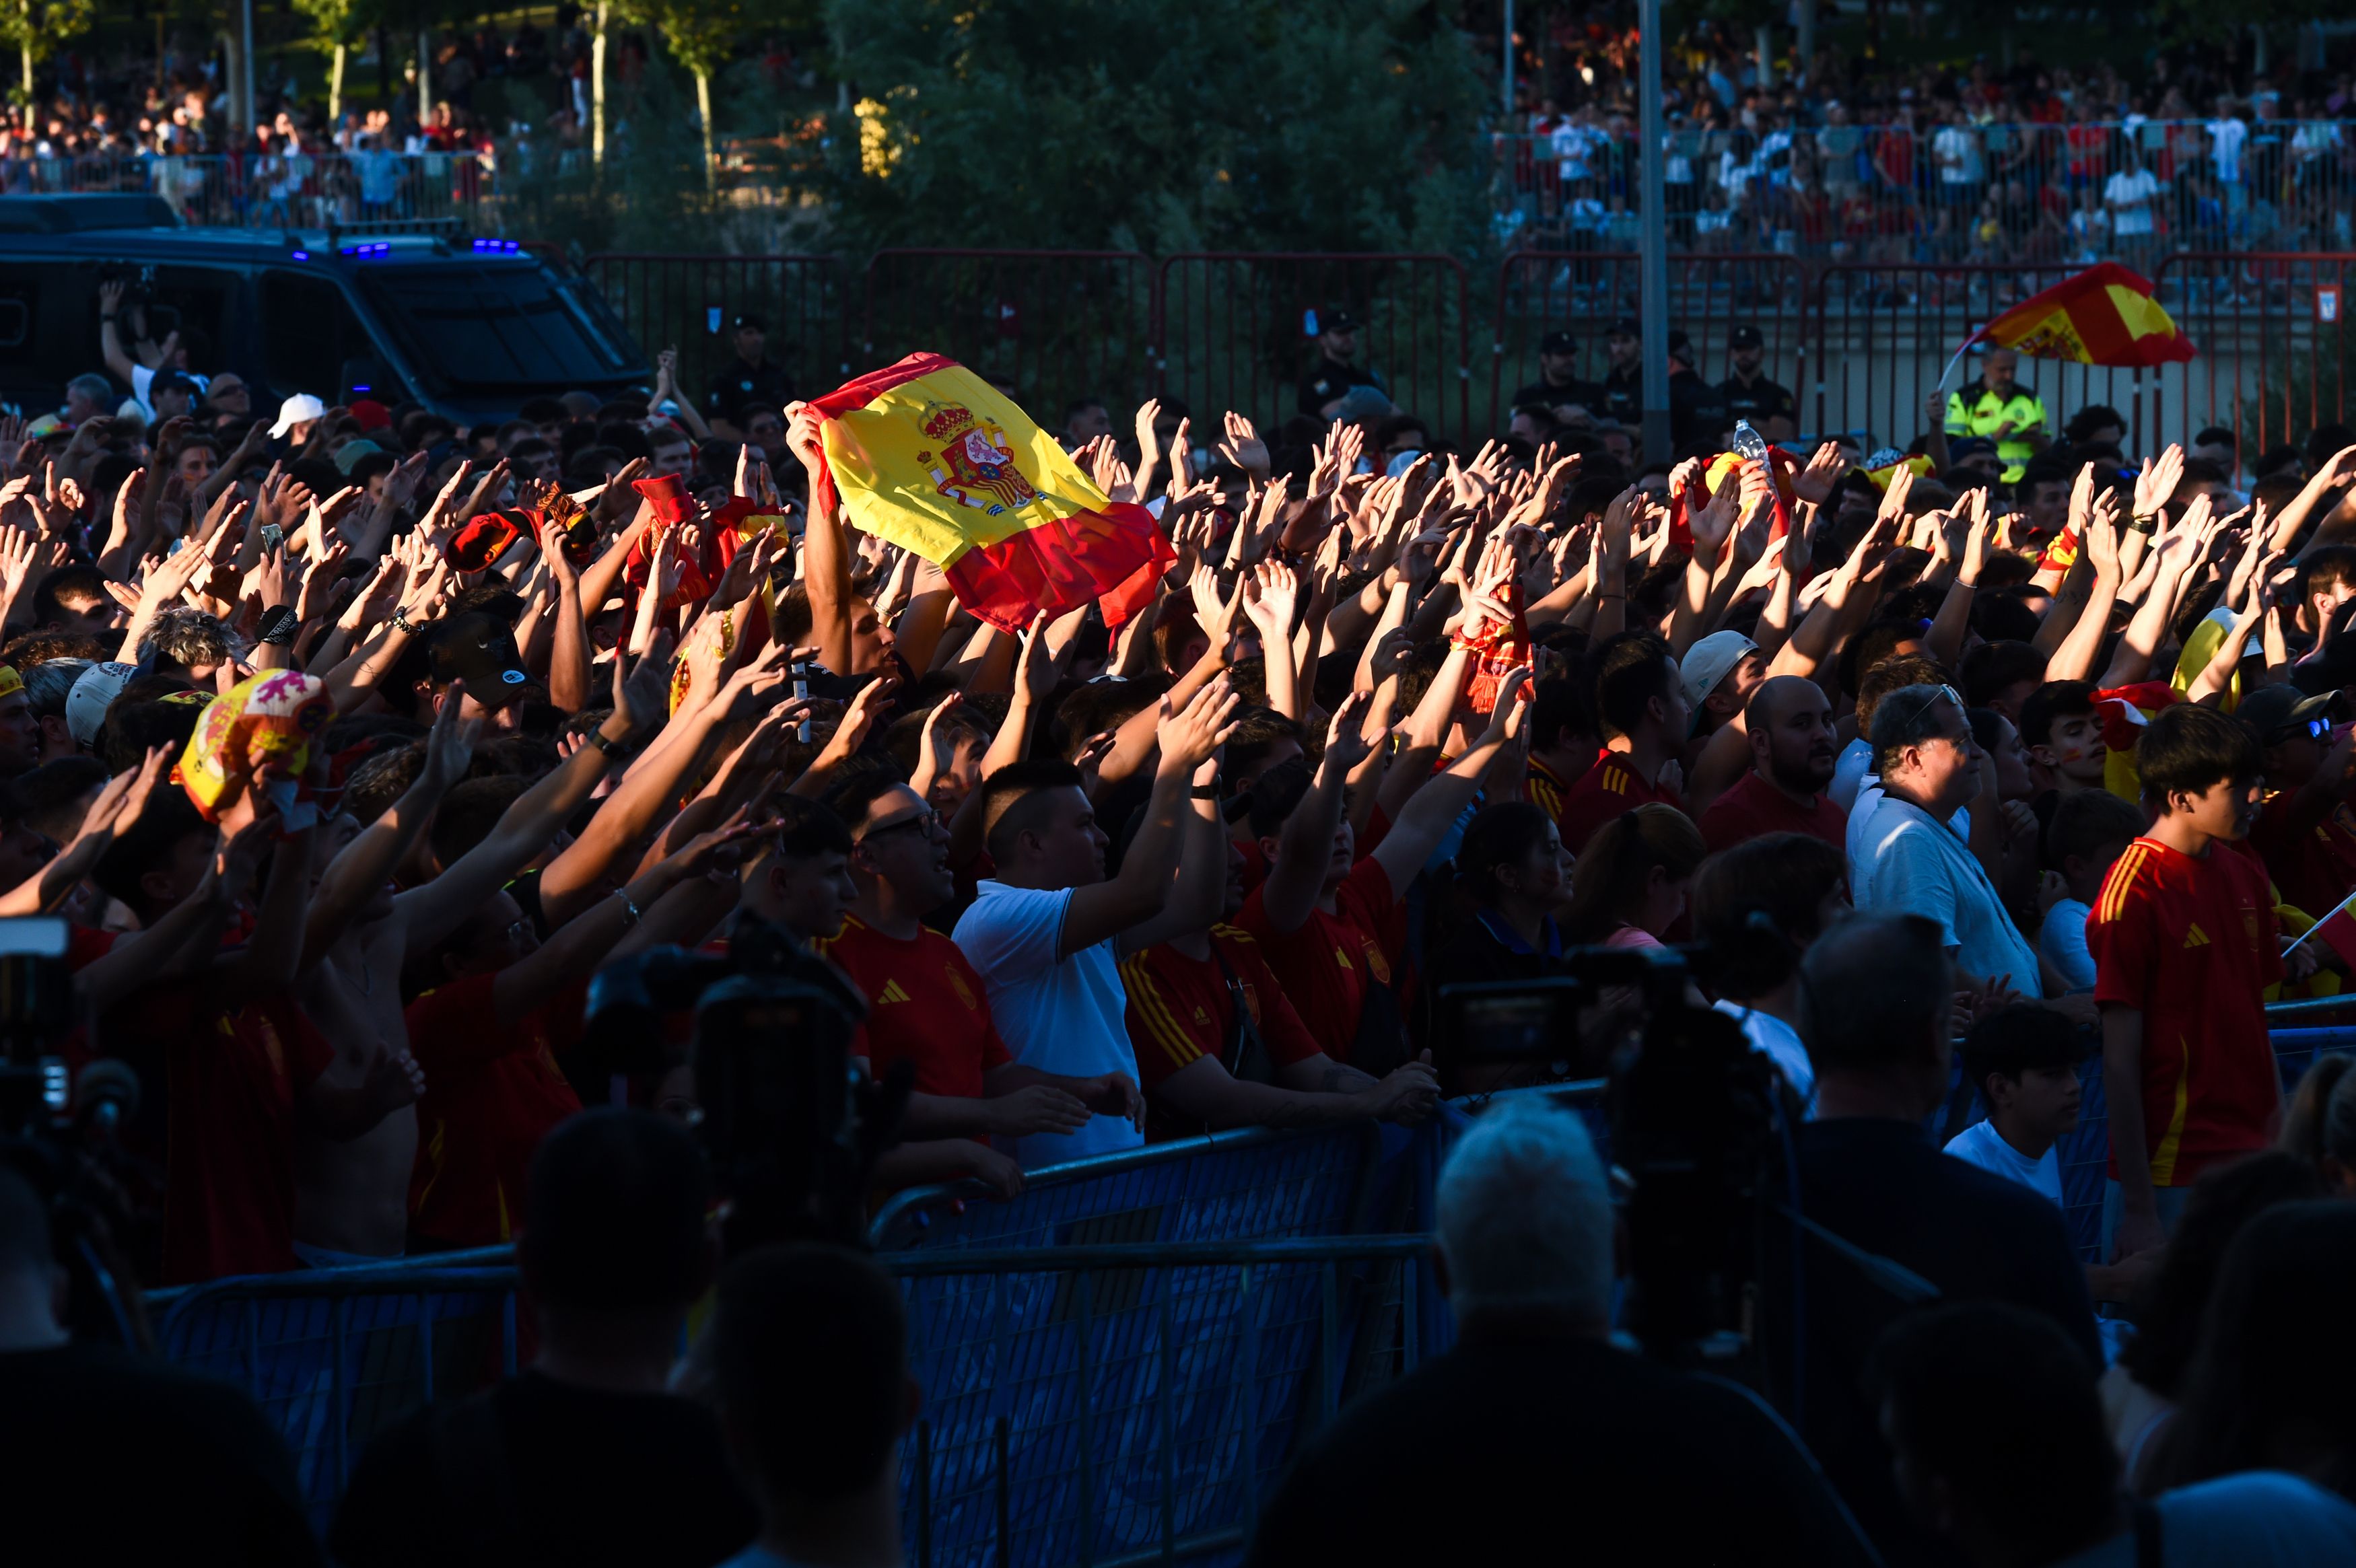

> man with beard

[{"left": 1698, "top": 675, "right": 1847, "bottom": 856}]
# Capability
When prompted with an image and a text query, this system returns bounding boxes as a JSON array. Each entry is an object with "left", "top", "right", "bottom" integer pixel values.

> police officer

[
  {"left": 1597, "top": 317, "right": 1642, "bottom": 427},
  {"left": 1666, "top": 331, "right": 1731, "bottom": 454},
  {"left": 1939, "top": 347, "right": 2048, "bottom": 483},
  {"left": 1512, "top": 330, "right": 1603, "bottom": 425},
  {"left": 1719, "top": 325, "right": 1797, "bottom": 441},
  {"left": 1296, "top": 308, "right": 1387, "bottom": 420},
  {"left": 702, "top": 313, "right": 793, "bottom": 442}
]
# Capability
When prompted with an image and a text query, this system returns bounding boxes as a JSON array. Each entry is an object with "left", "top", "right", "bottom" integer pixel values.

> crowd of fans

[
  {"left": 9, "top": 274, "right": 2356, "bottom": 1563},
  {"left": 1496, "top": 24, "right": 2356, "bottom": 258}
]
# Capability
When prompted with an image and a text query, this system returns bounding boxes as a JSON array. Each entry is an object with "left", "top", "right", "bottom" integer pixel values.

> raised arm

[
  {"left": 1368, "top": 669, "right": 1531, "bottom": 895},
  {"left": 1058, "top": 678, "right": 1238, "bottom": 958},
  {"left": 302, "top": 696, "right": 480, "bottom": 968},
  {"left": 1257, "top": 694, "right": 1375, "bottom": 936},
  {"left": 786, "top": 406, "right": 856, "bottom": 674}
]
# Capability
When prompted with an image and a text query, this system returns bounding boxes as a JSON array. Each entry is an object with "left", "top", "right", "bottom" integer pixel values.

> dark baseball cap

[
  {"left": 1322, "top": 308, "right": 1360, "bottom": 334},
  {"left": 1607, "top": 317, "right": 1640, "bottom": 338},
  {"left": 731, "top": 312, "right": 767, "bottom": 332},
  {"left": 1666, "top": 330, "right": 1694, "bottom": 365},
  {"left": 2238, "top": 684, "right": 2334, "bottom": 740},
  {"left": 424, "top": 610, "right": 532, "bottom": 708},
  {"left": 1539, "top": 329, "right": 1577, "bottom": 355},
  {"left": 1729, "top": 324, "right": 1764, "bottom": 349}
]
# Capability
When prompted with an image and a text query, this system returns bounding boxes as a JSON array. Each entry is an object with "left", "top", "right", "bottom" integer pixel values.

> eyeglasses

[
  {"left": 858, "top": 809, "right": 942, "bottom": 844},
  {"left": 1881, "top": 684, "right": 1969, "bottom": 746}
]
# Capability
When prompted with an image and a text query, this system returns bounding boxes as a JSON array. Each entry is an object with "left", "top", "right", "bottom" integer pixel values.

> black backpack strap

[{"left": 1206, "top": 939, "right": 1276, "bottom": 1085}]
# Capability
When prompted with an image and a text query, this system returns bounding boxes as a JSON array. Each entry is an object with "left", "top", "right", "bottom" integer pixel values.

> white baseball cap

[
  {"left": 269, "top": 392, "right": 327, "bottom": 439},
  {"left": 1679, "top": 630, "right": 1760, "bottom": 717},
  {"left": 66, "top": 660, "right": 138, "bottom": 748}
]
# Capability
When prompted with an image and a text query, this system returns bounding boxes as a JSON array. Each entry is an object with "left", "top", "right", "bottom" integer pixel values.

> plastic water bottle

[{"left": 1730, "top": 419, "right": 1770, "bottom": 464}]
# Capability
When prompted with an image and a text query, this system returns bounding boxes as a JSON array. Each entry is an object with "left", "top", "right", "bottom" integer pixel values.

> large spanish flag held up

[
  {"left": 805, "top": 353, "right": 1173, "bottom": 633},
  {"left": 1971, "top": 263, "right": 2196, "bottom": 367}
]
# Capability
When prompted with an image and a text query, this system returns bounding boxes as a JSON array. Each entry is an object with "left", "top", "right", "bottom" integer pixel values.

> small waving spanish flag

[
  {"left": 806, "top": 354, "right": 1173, "bottom": 633},
  {"left": 1973, "top": 263, "right": 2195, "bottom": 367}
]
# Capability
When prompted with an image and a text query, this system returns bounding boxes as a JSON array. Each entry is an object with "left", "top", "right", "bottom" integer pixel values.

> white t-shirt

[
  {"left": 1713, "top": 999, "right": 1814, "bottom": 1111},
  {"left": 1933, "top": 124, "right": 1983, "bottom": 184},
  {"left": 2106, "top": 168, "right": 2159, "bottom": 236},
  {"left": 2040, "top": 897, "right": 2096, "bottom": 993},
  {"left": 2053, "top": 1470, "right": 2356, "bottom": 1567},
  {"left": 2207, "top": 116, "right": 2248, "bottom": 184},
  {"left": 952, "top": 881, "right": 1145, "bottom": 1169},
  {"left": 1943, "top": 1120, "right": 2063, "bottom": 1207},
  {"left": 1852, "top": 795, "right": 2041, "bottom": 995}
]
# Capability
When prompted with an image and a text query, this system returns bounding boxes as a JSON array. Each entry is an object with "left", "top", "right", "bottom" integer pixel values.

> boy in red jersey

[{"left": 2087, "top": 703, "right": 2285, "bottom": 1266}]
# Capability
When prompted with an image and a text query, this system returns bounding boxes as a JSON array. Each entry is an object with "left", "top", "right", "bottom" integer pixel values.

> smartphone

[
  {"left": 258, "top": 522, "right": 284, "bottom": 551},
  {"left": 792, "top": 660, "right": 810, "bottom": 743}
]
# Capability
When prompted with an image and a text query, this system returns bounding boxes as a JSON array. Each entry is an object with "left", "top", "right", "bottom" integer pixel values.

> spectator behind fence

[
  {"left": 2090, "top": 704, "right": 2283, "bottom": 1266},
  {"left": 1851, "top": 682, "right": 2043, "bottom": 999},
  {"left": 1871, "top": 1299, "right": 2356, "bottom": 1568},
  {"left": 2104, "top": 1153, "right": 2326, "bottom": 1497},
  {"left": 701, "top": 1245, "right": 914, "bottom": 1568},
  {"left": 1767, "top": 912, "right": 2098, "bottom": 1567},
  {"left": 1697, "top": 672, "right": 1848, "bottom": 854},
  {"left": 331, "top": 1108, "right": 758, "bottom": 1568},
  {"left": 1246, "top": 1099, "right": 1876, "bottom": 1567},
  {"left": 0, "top": 1165, "right": 319, "bottom": 1568}
]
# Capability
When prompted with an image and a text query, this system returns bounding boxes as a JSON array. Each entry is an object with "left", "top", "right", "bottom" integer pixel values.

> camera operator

[
  {"left": 0, "top": 1165, "right": 320, "bottom": 1567},
  {"left": 1247, "top": 1099, "right": 1875, "bottom": 1567},
  {"left": 1768, "top": 912, "right": 2098, "bottom": 1567},
  {"left": 332, "top": 1108, "right": 757, "bottom": 1568}
]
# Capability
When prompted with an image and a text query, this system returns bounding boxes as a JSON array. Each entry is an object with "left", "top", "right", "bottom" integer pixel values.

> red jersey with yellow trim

[
  {"left": 816, "top": 914, "right": 1010, "bottom": 1097},
  {"left": 1235, "top": 856, "right": 1400, "bottom": 1064},
  {"left": 1526, "top": 757, "right": 1575, "bottom": 828},
  {"left": 2249, "top": 789, "right": 2356, "bottom": 923},
  {"left": 2087, "top": 835, "right": 2283, "bottom": 1186},
  {"left": 1119, "top": 925, "right": 1323, "bottom": 1088},
  {"left": 1554, "top": 747, "right": 1685, "bottom": 853},
  {"left": 405, "top": 973, "right": 586, "bottom": 1248}
]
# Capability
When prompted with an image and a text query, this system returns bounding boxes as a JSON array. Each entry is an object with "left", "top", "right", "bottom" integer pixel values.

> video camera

[
  {"left": 1437, "top": 937, "right": 1788, "bottom": 1384},
  {"left": 583, "top": 915, "right": 910, "bottom": 1253}
]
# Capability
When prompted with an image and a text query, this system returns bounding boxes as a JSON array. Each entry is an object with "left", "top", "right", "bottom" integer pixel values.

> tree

[
  {"left": 639, "top": 0, "right": 769, "bottom": 189},
  {"left": 291, "top": 0, "right": 382, "bottom": 123},
  {"left": 0, "top": 0, "right": 93, "bottom": 104},
  {"left": 816, "top": 0, "right": 1490, "bottom": 256}
]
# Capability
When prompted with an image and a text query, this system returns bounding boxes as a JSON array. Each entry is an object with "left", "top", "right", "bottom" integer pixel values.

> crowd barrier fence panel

[
  {"left": 580, "top": 253, "right": 852, "bottom": 418},
  {"left": 1486, "top": 250, "right": 1809, "bottom": 437},
  {"left": 863, "top": 250, "right": 1160, "bottom": 435},
  {"left": 2153, "top": 252, "right": 2356, "bottom": 461},
  {"left": 1154, "top": 253, "right": 1473, "bottom": 444}
]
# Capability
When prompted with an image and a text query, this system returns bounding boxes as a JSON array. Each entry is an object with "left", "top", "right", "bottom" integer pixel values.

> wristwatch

[
  {"left": 256, "top": 605, "right": 298, "bottom": 645},
  {"left": 588, "top": 727, "right": 631, "bottom": 756},
  {"left": 1189, "top": 783, "right": 1220, "bottom": 800}
]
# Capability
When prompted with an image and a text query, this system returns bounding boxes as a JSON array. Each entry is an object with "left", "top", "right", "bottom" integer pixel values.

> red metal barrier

[
  {"left": 860, "top": 250, "right": 1157, "bottom": 430},
  {"left": 581, "top": 253, "right": 852, "bottom": 417},
  {"left": 1488, "top": 250, "right": 1808, "bottom": 438},
  {"left": 1156, "top": 253, "right": 1472, "bottom": 442},
  {"left": 1810, "top": 263, "right": 2164, "bottom": 456},
  {"left": 2155, "top": 254, "right": 2356, "bottom": 464}
]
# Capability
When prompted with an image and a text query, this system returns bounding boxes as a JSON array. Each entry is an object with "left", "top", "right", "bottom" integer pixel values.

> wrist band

[
  {"left": 1189, "top": 783, "right": 1220, "bottom": 800},
  {"left": 256, "top": 605, "right": 298, "bottom": 645},
  {"left": 589, "top": 728, "right": 630, "bottom": 756},
  {"left": 390, "top": 608, "right": 415, "bottom": 633}
]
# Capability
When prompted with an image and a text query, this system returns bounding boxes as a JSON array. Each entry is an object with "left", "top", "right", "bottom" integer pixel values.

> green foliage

[
  {"left": 814, "top": 0, "right": 1492, "bottom": 258},
  {"left": 0, "top": 0, "right": 97, "bottom": 70},
  {"left": 287, "top": 0, "right": 380, "bottom": 49}
]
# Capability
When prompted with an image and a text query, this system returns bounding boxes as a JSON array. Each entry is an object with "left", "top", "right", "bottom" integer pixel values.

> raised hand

[
  {"left": 1155, "top": 674, "right": 1241, "bottom": 778},
  {"left": 2133, "top": 444, "right": 2184, "bottom": 521},
  {"left": 1215, "top": 411, "right": 1271, "bottom": 482}
]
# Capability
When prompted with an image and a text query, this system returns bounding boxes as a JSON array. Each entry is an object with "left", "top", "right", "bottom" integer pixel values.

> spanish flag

[
  {"left": 1972, "top": 263, "right": 2194, "bottom": 367},
  {"left": 805, "top": 354, "right": 1173, "bottom": 632}
]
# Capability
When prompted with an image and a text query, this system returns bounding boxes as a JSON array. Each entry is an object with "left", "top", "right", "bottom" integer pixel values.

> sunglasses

[{"left": 2267, "top": 715, "right": 2332, "bottom": 744}]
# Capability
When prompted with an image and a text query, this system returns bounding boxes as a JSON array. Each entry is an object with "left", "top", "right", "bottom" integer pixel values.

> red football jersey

[
  {"left": 2087, "top": 836, "right": 2283, "bottom": 1186},
  {"left": 1554, "top": 748, "right": 1684, "bottom": 853},
  {"left": 405, "top": 973, "right": 586, "bottom": 1248},
  {"left": 817, "top": 915, "right": 1010, "bottom": 1097}
]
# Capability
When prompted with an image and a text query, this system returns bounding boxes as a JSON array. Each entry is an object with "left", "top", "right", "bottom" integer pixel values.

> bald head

[{"left": 1744, "top": 675, "right": 1838, "bottom": 797}]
